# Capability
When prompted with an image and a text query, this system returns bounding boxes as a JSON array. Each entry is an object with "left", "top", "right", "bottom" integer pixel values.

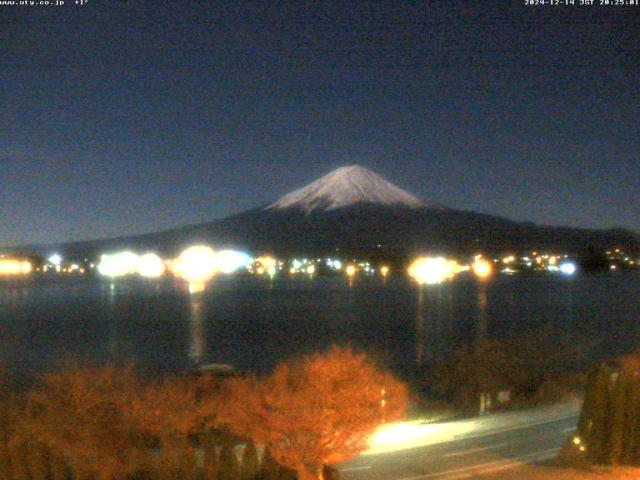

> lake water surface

[{"left": 1, "top": 273, "right": 639, "bottom": 379}]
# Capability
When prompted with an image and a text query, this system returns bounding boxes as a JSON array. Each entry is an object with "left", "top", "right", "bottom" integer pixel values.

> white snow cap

[{"left": 266, "top": 165, "right": 424, "bottom": 213}]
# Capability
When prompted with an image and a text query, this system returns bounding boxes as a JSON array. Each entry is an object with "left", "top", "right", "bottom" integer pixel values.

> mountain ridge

[{"left": 7, "top": 166, "right": 640, "bottom": 259}]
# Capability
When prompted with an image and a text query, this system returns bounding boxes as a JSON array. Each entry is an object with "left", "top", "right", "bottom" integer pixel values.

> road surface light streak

[
  {"left": 0, "top": 260, "right": 32, "bottom": 275},
  {"left": 366, "top": 419, "right": 475, "bottom": 455},
  {"left": 172, "top": 246, "right": 218, "bottom": 283},
  {"left": 408, "top": 257, "right": 462, "bottom": 285},
  {"left": 97, "top": 251, "right": 139, "bottom": 277},
  {"left": 472, "top": 258, "right": 492, "bottom": 279},
  {"left": 137, "top": 253, "right": 166, "bottom": 278}
]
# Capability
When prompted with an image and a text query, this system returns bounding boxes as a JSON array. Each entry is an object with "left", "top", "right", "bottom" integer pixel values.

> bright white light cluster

[
  {"left": 97, "top": 251, "right": 168, "bottom": 279},
  {"left": 215, "top": 250, "right": 252, "bottom": 274},
  {"left": 171, "top": 246, "right": 218, "bottom": 283},
  {"left": 137, "top": 253, "right": 166, "bottom": 278},
  {"left": 48, "top": 254, "right": 62, "bottom": 267},
  {"left": 289, "top": 257, "right": 317, "bottom": 275},
  {"left": 97, "top": 251, "right": 141, "bottom": 278},
  {"left": 325, "top": 258, "right": 342, "bottom": 270},
  {"left": 358, "top": 261, "right": 375, "bottom": 275},
  {"left": 408, "top": 257, "right": 464, "bottom": 285},
  {"left": 171, "top": 246, "right": 251, "bottom": 281},
  {"left": 97, "top": 246, "right": 253, "bottom": 282},
  {"left": 559, "top": 261, "right": 577, "bottom": 275},
  {"left": 253, "top": 255, "right": 278, "bottom": 276}
]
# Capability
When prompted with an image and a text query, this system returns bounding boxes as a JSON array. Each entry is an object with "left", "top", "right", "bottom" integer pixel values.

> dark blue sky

[{"left": 1, "top": 1, "right": 638, "bottom": 246}]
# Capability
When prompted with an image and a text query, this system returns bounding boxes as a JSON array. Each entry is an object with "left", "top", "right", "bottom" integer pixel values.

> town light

[
  {"left": 97, "top": 251, "right": 139, "bottom": 278},
  {"left": 380, "top": 265, "right": 389, "bottom": 277},
  {"left": 346, "top": 265, "right": 356, "bottom": 277},
  {"left": 0, "top": 259, "right": 32, "bottom": 275},
  {"left": 214, "top": 250, "right": 252, "bottom": 274},
  {"left": 48, "top": 254, "right": 62, "bottom": 266},
  {"left": 172, "top": 245, "right": 218, "bottom": 283},
  {"left": 559, "top": 261, "right": 577, "bottom": 276},
  {"left": 137, "top": 252, "right": 166, "bottom": 278},
  {"left": 256, "top": 255, "right": 277, "bottom": 276},
  {"left": 408, "top": 257, "right": 462, "bottom": 285},
  {"left": 472, "top": 257, "right": 492, "bottom": 280}
]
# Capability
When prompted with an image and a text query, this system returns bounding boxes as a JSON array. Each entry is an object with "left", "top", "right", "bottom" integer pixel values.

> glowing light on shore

[
  {"left": 172, "top": 246, "right": 218, "bottom": 283},
  {"left": 408, "top": 257, "right": 462, "bottom": 285},
  {"left": 0, "top": 260, "right": 32, "bottom": 275},
  {"left": 97, "top": 251, "right": 139, "bottom": 278},
  {"left": 254, "top": 255, "right": 277, "bottom": 276},
  {"left": 502, "top": 255, "right": 516, "bottom": 264},
  {"left": 559, "top": 262, "right": 577, "bottom": 276},
  {"left": 380, "top": 265, "right": 390, "bottom": 277},
  {"left": 472, "top": 258, "right": 492, "bottom": 280},
  {"left": 214, "top": 250, "right": 252, "bottom": 274},
  {"left": 137, "top": 253, "right": 166, "bottom": 278},
  {"left": 306, "top": 264, "right": 316, "bottom": 275},
  {"left": 48, "top": 254, "right": 62, "bottom": 266},
  {"left": 346, "top": 265, "right": 356, "bottom": 277}
]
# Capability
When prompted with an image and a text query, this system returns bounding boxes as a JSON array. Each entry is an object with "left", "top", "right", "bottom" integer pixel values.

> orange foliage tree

[
  {"left": 221, "top": 345, "right": 408, "bottom": 480},
  {"left": 130, "top": 373, "right": 224, "bottom": 479},
  {"left": 22, "top": 363, "right": 222, "bottom": 480},
  {"left": 22, "top": 363, "right": 149, "bottom": 480}
]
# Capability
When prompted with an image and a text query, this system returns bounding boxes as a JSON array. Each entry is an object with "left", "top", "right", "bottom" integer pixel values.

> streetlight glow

[{"left": 472, "top": 258, "right": 492, "bottom": 280}]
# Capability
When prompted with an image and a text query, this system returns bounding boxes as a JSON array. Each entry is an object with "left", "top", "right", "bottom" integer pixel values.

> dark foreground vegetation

[
  {"left": 418, "top": 331, "right": 593, "bottom": 417},
  {"left": 557, "top": 350, "right": 640, "bottom": 467},
  {"left": 0, "top": 346, "right": 407, "bottom": 480}
]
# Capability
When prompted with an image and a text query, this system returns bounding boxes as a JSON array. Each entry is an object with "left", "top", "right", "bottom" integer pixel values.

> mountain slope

[
  {"left": 20, "top": 166, "right": 640, "bottom": 259},
  {"left": 266, "top": 165, "right": 423, "bottom": 213}
]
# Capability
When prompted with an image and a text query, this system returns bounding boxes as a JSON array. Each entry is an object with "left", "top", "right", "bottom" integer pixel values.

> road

[{"left": 339, "top": 403, "right": 580, "bottom": 480}]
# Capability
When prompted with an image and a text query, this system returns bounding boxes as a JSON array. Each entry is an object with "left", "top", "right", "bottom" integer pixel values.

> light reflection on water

[
  {"left": 476, "top": 283, "right": 488, "bottom": 341},
  {"left": 188, "top": 288, "right": 206, "bottom": 365},
  {"left": 0, "top": 273, "right": 638, "bottom": 378}
]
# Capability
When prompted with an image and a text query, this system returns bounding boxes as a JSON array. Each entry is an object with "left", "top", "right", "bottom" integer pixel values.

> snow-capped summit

[{"left": 266, "top": 165, "right": 424, "bottom": 213}]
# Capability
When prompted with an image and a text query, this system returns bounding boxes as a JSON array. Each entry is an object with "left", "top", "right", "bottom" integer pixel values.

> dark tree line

[{"left": 577, "top": 352, "right": 640, "bottom": 465}]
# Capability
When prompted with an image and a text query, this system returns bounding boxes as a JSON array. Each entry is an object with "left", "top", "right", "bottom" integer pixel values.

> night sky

[{"left": 1, "top": 1, "right": 638, "bottom": 247}]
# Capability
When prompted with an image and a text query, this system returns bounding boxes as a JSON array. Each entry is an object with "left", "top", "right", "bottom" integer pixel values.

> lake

[{"left": 1, "top": 273, "right": 639, "bottom": 380}]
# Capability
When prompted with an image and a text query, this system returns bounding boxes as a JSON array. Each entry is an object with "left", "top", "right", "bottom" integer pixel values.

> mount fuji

[
  {"left": 266, "top": 165, "right": 423, "bottom": 213},
  {"left": 26, "top": 165, "right": 640, "bottom": 260}
]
